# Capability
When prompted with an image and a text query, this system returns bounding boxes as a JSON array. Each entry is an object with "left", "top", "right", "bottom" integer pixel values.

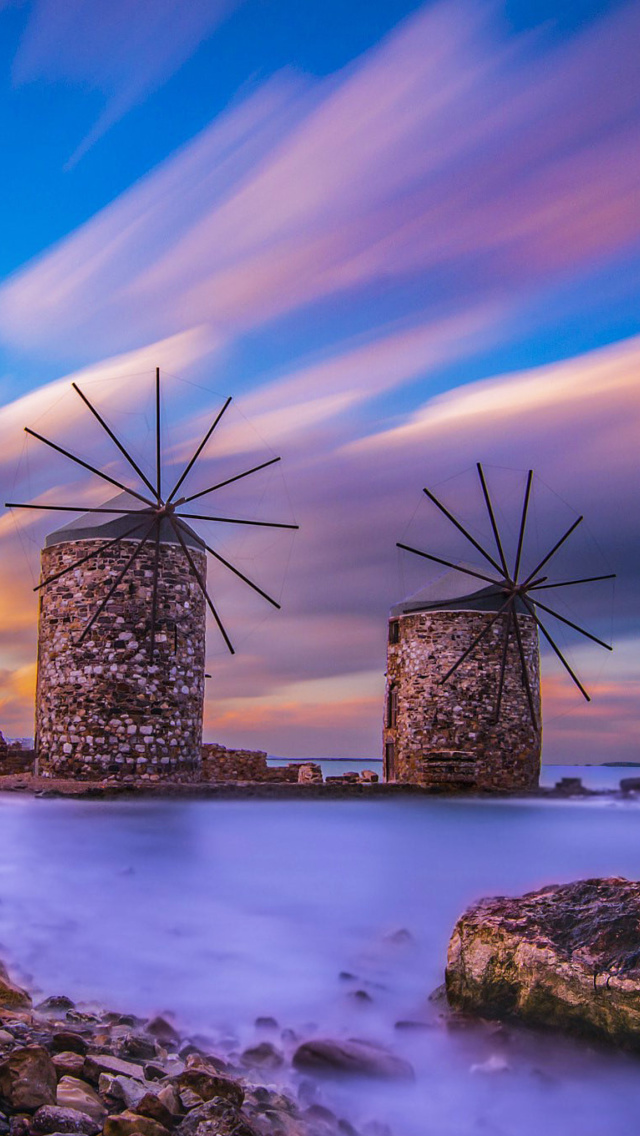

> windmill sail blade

[
  {"left": 494, "top": 606, "right": 513, "bottom": 722},
  {"left": 530, "top": 573, "right": 616, "bottom": 591},
  {"left": 396, "top": 543, "right": 500, "bottom": 587},
  {"left": 7, "top": 503, "right": 152, "bottom": 516},
  {"left": 175, "top": 519, "right": 280, "bottom": 609},
  {"left": 423, "top": 486, "right": 504, "bottom": 576},
  {"left": 169, "top": 518, "right": 234, "bottom": 655},
  {"left": 521, "top": 515, "right": 583, "bottom": 587},
  {"left": 24, "top": 427, "right": 153, "bottom": 507},
  {"left": 522, "top": 596, "right": 590, "bottom": 701},
  {"left": 532, "top": 597, "right": 612, "bottom": 650},
  {"left": 511, "top": 609, "right": 538, "bottom": 728},
  {"left": 439, "top": 597, "right": 512, "bottom": 684},
  {"left": 75, "top": 519, "right": 156, "bottom": 644},
  {"left": 155, "top": 367, "right": 162, "bottom": 502},
  {"left": 34, "top": 520, "right": 147, "bottom": 592},
  {"left": 178, "top": 512, "right": 298, "bottom": 530},
  {"left": 167, "top": 397, "right": 232, "bottom": 503},
  {"left": 72, "top": 383, "right": 157, "bottom": 498},
  {"left": 512, "top": 470, "right": 533, "bottom": 582},
  {"left": 174, "top": 456, "right": 282, "bottom": 507},
  {"left": 477, "top": 463, "right": 509, "bottom": 578}
]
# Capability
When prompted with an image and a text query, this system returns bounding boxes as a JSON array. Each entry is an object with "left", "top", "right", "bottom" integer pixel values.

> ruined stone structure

[
  {"left": 383, "top": 570, "right": 541, "bottom": 791},
  {"left": 35, "top": 510, "right": 207, "bottom": 780}
]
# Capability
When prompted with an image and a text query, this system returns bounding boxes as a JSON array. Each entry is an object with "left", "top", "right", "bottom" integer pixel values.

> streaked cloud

[{"left": 11, "top": 0, "right": 239, "bottom": 164}]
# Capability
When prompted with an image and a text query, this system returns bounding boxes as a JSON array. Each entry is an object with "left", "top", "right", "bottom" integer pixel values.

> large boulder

[
  {"left": 31, "top": 1105, "right": 101, "bottom": 1136},
  {"left": 0, "top": 1046, "right": 57, "bottom": 1111},
  {"left": 292, "top": 1038, "right": 413, "bottom": 1081},
  {"left": 446, "top": 877, "right": 640, "bottom": 1050}
]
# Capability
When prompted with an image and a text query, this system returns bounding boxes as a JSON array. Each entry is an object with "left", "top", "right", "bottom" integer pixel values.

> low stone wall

[
  {"left": 201, "top": 744, "right": 300, "bottom": 783},
  {"left": 0, "top": 747, "right": 35, "bottom": 775}
]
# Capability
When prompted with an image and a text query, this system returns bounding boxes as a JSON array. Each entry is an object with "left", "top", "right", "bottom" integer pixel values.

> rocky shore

[
  {"left": 0, "top": 960, "right": 414, "bottom": 1136},
  {"left": 446, "top": 877, "right": 640, "bottom": 1052}
]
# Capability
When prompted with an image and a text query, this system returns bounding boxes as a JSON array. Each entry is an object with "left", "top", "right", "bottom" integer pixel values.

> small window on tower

[
  {"left": 386, "top": 685, "right": 398, "bottom": 729},
  {"left": 388, "top": 620, "right": 400, "bottom": 644}
]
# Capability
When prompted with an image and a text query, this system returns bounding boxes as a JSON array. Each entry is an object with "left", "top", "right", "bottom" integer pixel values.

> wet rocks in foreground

[
  {"left": 446, "top": 876, "right": 640, "bottom": 1051},
  {"left": 292, "top": 1039, "right": 414, "bottom": 1081}
]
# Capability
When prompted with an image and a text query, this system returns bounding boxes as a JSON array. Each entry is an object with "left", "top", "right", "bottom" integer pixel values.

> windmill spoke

[
  {"left": 72, "top": 383, "right": 157, "bottom": 498},
  {"left": 494, "top": 605, "right": 513, "bottom": 722},
  {"left": 167, "top": 397, "right": 232, "bottom": 503},
  {"left": 174, "top": 518, "right": 280, "bottom": 609},
  {"left": 521, "top": 596, "right": 591, "bottom": 701},
  {"left": 175, "top": 456, "right": 282, "bottom": 507},
  {"left": 155, "top": 367, "right": 161, "bottom": 503},
  {"left": 34, "top": 520, "right": 147, "bottom": 592},
  {"left": 75, "top": 519, "right": 156, "bottom": 645},
  {"left": 530, "top": 573, "right": 616, "bottom": 591},
  {"left": 178, "top": 512, "right": 298, "bottom": 530},
  {"left": 169, "top": 518, "right": 234, "bottom": 655},
  {"left": 24, "top": 427, "right": 153, "bottom": 507},
  {"left": 477, "top": 463, "right": 510, "bottom": 578},
  {"left": 7, "top": 502, "right": 153, "bottom": 515},
  {"left": 531, "top": 597, "right": 612, "bottom": 650},
  {"left": 511, "top": 609, "right": 538, "bottom": 728},
  {"left": 513, "top": 470, "right": 533, "bottom": 582},
  {"left": 149, "top": 520, "right": 161, "bottom": 662},
  {"left": 396, "top": 543, "right": 500, "bottom": 587},
  {"left": 521, "top": 515, "right": 583, "bottom": 587},
  {"left": 439, "top": 597, "right": 512, "bottom": 684},
  {"left": 423, "top": 486, "right": 504, "bottom": 576}
]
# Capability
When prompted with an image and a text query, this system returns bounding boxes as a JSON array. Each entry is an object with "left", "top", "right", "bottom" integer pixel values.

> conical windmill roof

[
  {"left": 44, "top": 492, "right": 205, "bottom": 550},
  {"left": 390, "top": 563, "right": 529, "bottom": 616}
]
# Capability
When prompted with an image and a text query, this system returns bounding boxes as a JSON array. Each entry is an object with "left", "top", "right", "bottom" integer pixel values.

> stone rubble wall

[
  {"left": 201, "top": 744, "right": 301, "bottom": 782},
  {"left": 0, "top": 747, "right": 35, "bottom": 775},
  {"left": 36, "top": 539, "right": 207, "bottom": 781},
  {"left": 383, "top": 609, "right": 541, "bottom": 791}
]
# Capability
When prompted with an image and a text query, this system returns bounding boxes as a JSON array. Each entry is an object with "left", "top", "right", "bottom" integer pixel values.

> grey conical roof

[
  {"left": 44, "top": 492, "right": 205, "bottom": 550},
  {"left": 390, "top": 563, "right": 529, "bottom": 616}
]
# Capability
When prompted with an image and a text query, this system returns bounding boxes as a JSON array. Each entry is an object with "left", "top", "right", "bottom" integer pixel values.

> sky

[{"left": 0, "top": 0, "right": 637, "bottom": 763}]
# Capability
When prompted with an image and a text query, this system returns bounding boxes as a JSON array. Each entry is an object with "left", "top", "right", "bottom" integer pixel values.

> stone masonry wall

[
  {"left": 36, "top": 538, "right": 207, "bottom": 780},
  {"left": 201, "top": 743, "right": 300, "bottom": 782},
  {"left": 383, "top": 609, "right": 541, "bottom": 791}
]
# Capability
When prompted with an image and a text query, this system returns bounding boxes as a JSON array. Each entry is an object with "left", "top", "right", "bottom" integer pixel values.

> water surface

[{"left": 0, "top": 791, "right": 638, "bottom": 1135}]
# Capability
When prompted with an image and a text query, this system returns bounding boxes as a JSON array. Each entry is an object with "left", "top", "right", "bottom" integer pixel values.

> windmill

[
  {"left": 6, "top": 368, "right": 298, "bottom": 781},
  {"left": 384, "top": 464, "right": 614, "bottom": 791}
]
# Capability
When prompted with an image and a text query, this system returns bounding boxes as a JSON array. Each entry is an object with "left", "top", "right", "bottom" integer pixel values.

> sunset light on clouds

[{"left": 0, "top": 0, "right": 637, "bottom": 761}]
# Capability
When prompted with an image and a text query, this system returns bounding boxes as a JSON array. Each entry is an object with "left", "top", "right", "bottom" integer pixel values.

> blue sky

[{"left": 0, "top": 0, "right": 637, "bottom": 761}]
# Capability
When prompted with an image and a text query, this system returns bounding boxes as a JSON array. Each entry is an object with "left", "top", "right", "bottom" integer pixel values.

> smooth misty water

[{"left": 0, "top": 791, "right": 639, "bottom": 1136}]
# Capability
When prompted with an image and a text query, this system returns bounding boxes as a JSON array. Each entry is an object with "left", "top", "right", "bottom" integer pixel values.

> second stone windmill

[
  {"left": 7, "top": 370, "right": 298, "bottom": 780},
  {"left": 384, "top": 465, "right": 614, "bottom": 791}
]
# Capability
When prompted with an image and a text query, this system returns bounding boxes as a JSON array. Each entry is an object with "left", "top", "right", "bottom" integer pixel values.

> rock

[
  {"left": 292, "top": 1039, "right": 414, "bottom": 1081},
  {"left": 103, "top": 1110, "right": 171, "bottom": 1136},
  {"left": 83, "top": 1055, "right": 144, "bottom": 1087},
  {"left": 620, "top": 778, "right": 640, "bottom": 794},
  {"left": 296, "top": 764, "right": 322, "bottom": 785},
  {"left": 118, "top": 1036, "right": 157, "bottom": 1062},
  {"left": 171, "top": 1071, "right": 243, "bottom": 1108},
  {"left": 254, "top": 1017, "right": 277, "bottom": 1031},
  {"left": 0, "top": 1032, "right": 14, "bottom": 1047},
  {"left": 8, "top": 1116, "right": 30, "bottom": 1136},
  {"left": 446, "top": 877, "right": 640, "bottom": 1051},
  {"left": 552, "top": 777, "right": 586, "bottom": 796},
  {"left": 98, "top": 1074, "right": 147, "bottom": 1111},
  {"left": 240, "top": 1043, "right": 283, "bottom": 1071},
  {"left": 51, "top": 1056, "right": 85, "bottom": 1080},
  {"left": 178, "top": 1092, "right": 201, "bottom": 1113},
  {"left": 35, "top": 999, "right": 75, "bottom": 1017},
  {"left": 176, "top": 1100, "right": 257, "bottom": 1136},
  {"left": 155, "top": 1087, "right": 181, "bottom": 1117},
  {"left": 55, "top": 1079, "right": 106, "bottom": 1123},
  {"left": 0, "top": 967, "right": 31, "bottom": 1013},
  {"left": 359, "top": 770, "right": 379, "bottom": 783},
  {"left": 134, "top": 1094, "right": 175, "bottom": 1130},
  {"left": 0, "top": 1047, "right": 58, "bottom": 1111},
  {"left": 50, "top": 1036, "right": 87, "bottom": 1058},
  {"left": 470, "top": 1054, "right": 510, "bottom": 1075},
  {"left": 145, "top": 1019, "right": 180, "bottom": 1047},
  {"left": 31, "top": 1106, "right": 100, "bottom": 1135}
]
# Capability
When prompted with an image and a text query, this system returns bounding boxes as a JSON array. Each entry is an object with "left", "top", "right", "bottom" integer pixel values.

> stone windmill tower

[
  {"left": 8, "top": 370, "right": 297, "bottom": 781},
  {"left": 384, "top": 464, "right": 614, "bottom": 791}
]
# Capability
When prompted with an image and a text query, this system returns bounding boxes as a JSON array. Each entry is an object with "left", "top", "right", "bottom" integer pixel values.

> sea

[{"left": 0, "top": 768, "right": 638, "bottom": 1136}]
